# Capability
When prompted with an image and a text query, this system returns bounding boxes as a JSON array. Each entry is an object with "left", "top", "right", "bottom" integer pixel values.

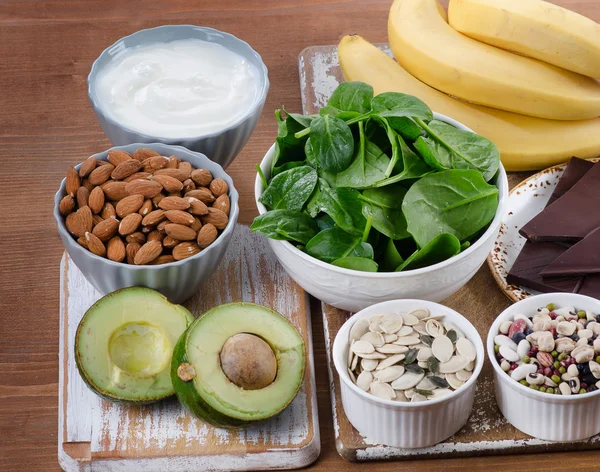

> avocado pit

[{"left": 219, "top": 333, "right": 277, "bottom": 390}]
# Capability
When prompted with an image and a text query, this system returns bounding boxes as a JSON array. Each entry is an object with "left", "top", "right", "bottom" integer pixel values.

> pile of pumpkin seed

[{"left": 347, "top": 309, "right": 478, "bottom": 402}]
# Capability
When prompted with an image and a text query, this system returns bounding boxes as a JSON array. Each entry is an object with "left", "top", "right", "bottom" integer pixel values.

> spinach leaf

[
  {"left": 361, "top": 185, "right": 410, "bottom": 240},
  {"left": 337, "top": 122, "right": 391, "bottom": 189},
  {"left": 396, "top": 233, "right": 461, "bottom": 271},
  {"left": 332, "top": 256, "right": 379, "bottom": 272},
  {"left": 316, "top": 187, "right": 366, "bottom": 236},
  {"left": 349, "top": 241, "right": 374, "bottom": 259},
  {"left": 315, "top": 213, "right": 336, "bottom": 231},
  {"left": 272, "top": 160, "right": 307, "bottom": 177},
  {"left": 327, "top": 81, "right": 374, "bottom": 114},
  {"left": 371, "top": 92, "right": 433, "bottom": 121},
  {"left": 305, "top": 227, "right": 360, "bottom": 262},
  {"left": 374, "top": 135, "right": 432, "bottom": 187},
  {"left": 309, "top": 115, "right": 354, "bottom": 172},
  {"left": 305, "top": 137, "right": 316, "bottom": 167},
  {"left": 250, "top": 210, "right": 319, "bottom": 245},
  {"left": 369, "top": 115, "right": 400, "bottom": 178},
  {"left": 414, "top": 119, "right": 500, "bottom": 182},
  {"left": 402, "top": 169, "right": 499, "bottom": 247},
  {"left": 272, "top": 109, "right": 307, "bottom": 171},
  {"left": 380, "top": 238, "right": 404, "bottom": 272},
  {"left": 387, "top": 117, "right": 423, "bottom": 141},
  {"left": 282, "top": 107, "right": 315, "bottom": 128},
  {"left": 259, "top": 165, "right": 318, "bottom": 211}
]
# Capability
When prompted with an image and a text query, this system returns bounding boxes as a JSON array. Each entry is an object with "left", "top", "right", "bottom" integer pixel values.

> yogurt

[{"left": 94, "top": 39, "right": 261, "bottom": 138}]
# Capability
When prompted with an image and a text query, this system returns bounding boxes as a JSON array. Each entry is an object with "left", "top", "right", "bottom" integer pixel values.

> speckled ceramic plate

[{"left": 487, "top": 159, "right": 599, "bottom": 303}]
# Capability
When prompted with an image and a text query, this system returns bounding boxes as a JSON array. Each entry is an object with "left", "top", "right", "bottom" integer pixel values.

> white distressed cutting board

[{"left": 58, "top": 224, "right": 320, "bottom": 471}]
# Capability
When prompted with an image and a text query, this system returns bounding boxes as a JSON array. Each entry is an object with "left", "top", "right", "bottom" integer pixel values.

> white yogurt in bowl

[{"left": 94, "top": 39, "right": 261, "bottom": 138}]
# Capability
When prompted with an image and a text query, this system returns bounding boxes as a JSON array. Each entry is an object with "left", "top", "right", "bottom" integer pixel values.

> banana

[
  {"left": 448, "top": 0, "right": 600, "bottom": 78},
  {"left": 387, "top": 0, "right": 600, "bottom": 121},
  {"left": 338, "top": 35, "right": 600, "bottom": 171}
]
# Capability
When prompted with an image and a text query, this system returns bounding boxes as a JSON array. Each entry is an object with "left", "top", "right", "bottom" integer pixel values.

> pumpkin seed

[
  {"left": 369, "top": 315, "right": 384, "bottom": 333},
  {"left": 445, "top": 373, "right": 464, "bottom": 390},
  {"left": 380, "top": 313, "right": 404, "bottom": 334},
  {"left": 456, "top": 337, "right": 477, "bottom": 362},
  {"left": 391, "top": 371, "right": 424, "bottom": 390},
  {"left": 377, "top": 343, "right": 408, "bottom": 354},
  {"left": 426, "top": 319, "right": 445, "bottom": 337},
  {"left": 455, "top": 369, "right": 473, "bottom": 382},
  {"left": 400, "top": 313, "right": 419, "bottom": 326},
  {"left": 414, "top": 388, "right": 434, "bottom": 396},
  {"left": 350, "top": 351, "right": 359, "bottom": 371},
  {"left": 417, "top": 346, "right": 433, "bottom": 362},
  {"left": 416, "top": 376, "right": 438, "bottom": 390},
  {"left": 413, "top": 321, "right": 428, "bottom": 335},
  {"left": 361, "top": 358, "right": 379, "bottom": 372},
  {"left": 348, "top": 368, "right": 356, "bottom": 383},
  {"left": 420, "top": 334, "right": 434, "bottom": 346},
  {"left": 409, "top": 308, "right": 430, "bottom": 319},
  {"left": 430, "top": 375, "right": 449, "bottom": 388},
  {"left": 359, "top": 352, "right": 388, "bottom": 359},
  {"left": 411, "top": 393, "right": 427, "bottom": 402},
  {"left": 370, "top": 381, "right": 395, "bottom": 400},
  {"left": 356, "top": 371, "right": 373, "bottom": 391},
  {"left": 396, "top": 326, "right": 414, "bottom": 337},
  {"left": 404, "top": 388, "right": 417, "bottom": 399},
  {"left": 348, "top": 342, "right": 355, "bottom": 367},
  {"left": 349, "top": 318, "right": 370, "bottom": 343},
  {"left": 351, "top": 340, "right": 375, "bottom": 355},
  {"left": 432, "top": 335, "right": 454, "bottom": 363},
  {"left": 361, "top": 331, "right": 385, "bottom": 348},
  {"left": 376, "top": 365, "right": 405, "bottom": 383},
  {"left": 439, "top": 355, "right": 470, "bottom": 374},
  {"left": 427, "top": 388, "right": 453, "bottom": 399},
  {"left": 394, "top": 390, "right": 408, "bottom": 402},
  {"left": 465, "top": 360, "right": 476, "bottom": 371},
  {"left": 443, "top": 321, "right": 466, "bottom": 339},
  {"left": 427, "top": 356, "right": 439, "bottom": 374},
  {"left": 405, "top": 363, "right": 424, "bottom": 374},
  {"left": 418, "top": 360, "right": 429, "bottom": 369},
  {"left": 383, "top": 333, "right": 398, "bottom": 343},
  {"left": 393, "top": 335, "right": 420, "bottom": 346},
  {"left": 376, "top": 353, "right": 406, "bottom": 370},
  {"left": 403, "top": 348, "right": 419, "bottom": 365},
  {"left": 447, "top": 329, "right": 457, "bottom": 344}
]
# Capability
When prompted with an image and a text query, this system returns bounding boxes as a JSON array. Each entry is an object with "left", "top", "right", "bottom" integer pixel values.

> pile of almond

[{"left": 59, "top": 148, "right": 231, "bottom": 265}]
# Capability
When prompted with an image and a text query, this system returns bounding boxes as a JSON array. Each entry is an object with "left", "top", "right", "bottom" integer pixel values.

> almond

[
  {"left": 139, "top": 199, "right": 153, "bottom": 216},
  {"left": 142, "top": 209, "right": 166, "bottom": 227},
  {"left": 150, "top": 255, "right": 176, "bottom": 265},
  {"left": 119, "top": 213, "right": 143, "bottom": 236},
  {"left": 178, "top": 161, "right": 193, "bottom": 177},
  {"left": 209, "top": 178, "right": 228, "bottom": 197},
  {"left": 66, "top": 166, "right": 80, "bottom": 197},
  {"left": 157, "top": 220, "right": 168, "bottom": 233},
  {"left": 59, "top": 195, "right": 75, "bottom": 215},
  {"left": 79, "top": 157, "right": 97, "bottom": 178},
  {"left": 186, "top": 197, "right": 208, "bottom": 216},
  {"left": 142, "top": 155, "right": 169, "bottom": 172},
  {"left": 126, "top": 232, "right": 146, "bottom": 245},
  {"left": 165, "top": 223, "right": 197, "bottom": 241},
  {"left": 154, "top": 168, "right": 189, "bottom": 182},
  {"left": 197, "top": 223, "right": 218, "bottom": 248},
  {"left": 107, "top": 150, "right": 132, "bottom": 166},
  {"left": 185, "top": 187, "right": 216, "bottom": 204},
  {"left": 165, "top": 209, "right": 195, "bottom": 226},
  {"left": 65, "top": 212, "right": 86, "bottom": 237},
  {"left": 147, "top": 230, "right": 164, "bottom": 242},
  {"left": 88, "top": 163, "right": 115, "bottom": 185},
  {"left": 126, "top": 242, "right": 142, "bottom": 264},
  {"left": 92, "top": 216, "right": 119, "bottom": 241},
  {"left": 88, "top": 186, "right": 105, "bottom": 214},
  {"left": 96, "top": 160, "right": 113, "bottom": 166},
  {"left": 158, "top": 196, "right": 190, "bottom": 211},
  {"left": 102, "top": 181, "right": 129, "bottom": 201},
  {"left": 101, "top": 202, "right": 117, "bottom": 219},
  {"left": 124, "top": 171, "right": 152, "bottom": 183},
  {"left": 173, "top": 242, "right": 201, "bottom": 261},
  {"left": 168, "top": 191, "right": 182, "bottom": 198},
  {"left": 107, "top": 236, "right": 126, "bottom": 262},
  {"left": 152, "top": 174, "right": 183, "bottom": 193},
  {"left": 200, "top": 207, "right": 228, "bottom": 230},
  {"left": 77, "top": 236, "right": 88, "bottom": 249},
  {"left": 134, "top": 240, "right": 163, "bottom": 265},
  {"left": 81, "top": 178, "right": 94, "bottom": 192},
  {"left": 126, "top": 179, "right": 163, "bottom": 198},
  {"left": 167, "top": 155, "right": 181, "bottom": 168},
  {"left": 191, "top": 169, "right": 213, "bottom": 187},
  {"left": 133, "top": 148, "right": 160, "bottom": 162},
  {"left": 77, "top": 206, "right": 93, "bottom": 233},
  {"left": 92, "top": 214, "right": 103, "bottom": 226},
  {"left": 191, "top": 216, "right": 202, "bottom": 233},
  {"left": 182, "top": 178, "right": 195, "bottom": 194},
  {"left": 85, "top": 232, "right": 106, "bottom": 257},
  {"left": 152, "top": 193, "right": 165, "bottom": 207},
  {"left": 111, "top": 159, "right": 142, "bottom": 180},
  {"left": 214, "top": 194, "right": 230, "bottom": 215},
  {"left": 162, "top": 235, "right": 180, "bottom": 248},
  {"left": 116, "top": 194, "right": 144, "bottom": 218}
]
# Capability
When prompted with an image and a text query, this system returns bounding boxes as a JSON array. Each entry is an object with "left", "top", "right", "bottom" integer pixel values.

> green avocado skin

[{"left": 170, "top": 326, "right": 249, "bottom": 428}]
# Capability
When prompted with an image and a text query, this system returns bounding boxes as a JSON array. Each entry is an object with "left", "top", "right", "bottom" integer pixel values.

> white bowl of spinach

[{"left": 252, "top": 82, "right": 508, "bottom": 311}]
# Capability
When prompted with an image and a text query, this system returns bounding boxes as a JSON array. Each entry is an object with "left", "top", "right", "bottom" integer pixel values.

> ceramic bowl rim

[
  {"left": 53, "top": 142, "right": 239, "bottom": 270},
  {"left": 332, "top": 299, "right": 485, "bottom": 408},
  {"left": 254, "top": 112, "right": 508, "bottom": 278},
  {"left": 87, "top": 24, "right": 270, "bottom": 141},
  {"left": 487, "top": 292, "right": 600, "bottom": 402}
]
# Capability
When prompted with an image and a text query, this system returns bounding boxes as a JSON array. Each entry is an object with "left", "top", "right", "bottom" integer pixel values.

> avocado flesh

[
  {"left": 180, "top": 303, "right": 305, "bottom": 423},
  {"left": 75, "top": 287, "right": 194, "bottom": 403}
]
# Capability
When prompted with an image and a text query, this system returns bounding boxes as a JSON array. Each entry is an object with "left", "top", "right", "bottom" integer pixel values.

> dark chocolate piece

[
  {"left": 577, "top": 275, "right": 600, "bottom": 298},
  {"left": 541, "top": 226, "right": 600, "bottom": 277},
  {"left": 507, "top": 241, "right": 582, "bottom": 293},
  {"left": 548, "top": 157, "right": 595, "bottom": 206},
  {"left": 519, "top": 162, "right": 600, "bottom": 242}
]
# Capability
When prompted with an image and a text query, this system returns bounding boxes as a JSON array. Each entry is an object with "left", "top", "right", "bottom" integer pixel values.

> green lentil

[
  {"left": 539, "top": 386, "right": 547, "bottom": 393},
  {"left": 554, "top": 361, "right": 561, "bottom": 369},
  {"left": 522, "top": 355, "right": 530, "bottom": 363},
  {"left": 546, "top": 303, "right": 556, "bottom": 311},
  {"left": 551, "top": 350, "right": 558, "bottom": 358},
  {"left": 530, "top": 385, "right": 540, "bottom": 391},
  {"left": 596, "top": 356, "right": 600, "bottom": 364},
  {"left": 578, "top": 310, "right": 586, "bottom": 319},
  {"left": 558, "top": 353, "right": 567, "bottom": 361},
  {"left": 494, "top": 344, "right": 500, "bottom": 354},
  {"left": 551, "top": 375, "right": 561, "bottom": 384},
  {"left": 546, "top": 387, "right": 554, "bottom": 394},
  {"left": 579, "top": 388, "right": 587, "bottom": 394},
  {"left": 559, "top": 366, "right": 567, "bottom": 374},
  {"left": 520, "top": 380, "right": 528, "bottom": 385}
]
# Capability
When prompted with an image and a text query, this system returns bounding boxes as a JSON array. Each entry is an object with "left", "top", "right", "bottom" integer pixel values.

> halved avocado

[
  {"left": 171, "top": 303, "right": 305, "bottom": 427},
  {"left": 75, "top": 287, "right": 194, "bottom": 404}
]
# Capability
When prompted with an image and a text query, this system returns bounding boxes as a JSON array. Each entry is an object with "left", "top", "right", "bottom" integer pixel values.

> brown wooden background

[{"left": 1, "top": 0, "right": 599, "bottom": 470}]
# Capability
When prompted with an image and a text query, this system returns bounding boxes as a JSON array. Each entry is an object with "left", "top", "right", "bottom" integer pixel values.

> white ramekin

[
  {"left": 488, "top": 292, "right": 600, "bottom": 441},
  {"left": 332, "top": 299, "right": 484, "bottom": 448}
]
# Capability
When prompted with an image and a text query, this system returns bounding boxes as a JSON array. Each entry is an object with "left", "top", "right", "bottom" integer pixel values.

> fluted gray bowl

[
  {"left": 87, "top": 25, "right": 269, "bottom": 169},
  {"left": 54, "top": 143, "right": 239, "bottom": 303}
]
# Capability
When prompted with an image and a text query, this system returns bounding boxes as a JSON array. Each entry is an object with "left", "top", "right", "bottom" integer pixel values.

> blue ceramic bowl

[{"left": 87, "top": 25, "right": 269, "bottom": 169}]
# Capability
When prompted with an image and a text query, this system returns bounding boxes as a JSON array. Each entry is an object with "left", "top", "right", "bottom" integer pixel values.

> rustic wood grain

[{"left": 1, "top": 0, "right": 600, "bottom": 470}]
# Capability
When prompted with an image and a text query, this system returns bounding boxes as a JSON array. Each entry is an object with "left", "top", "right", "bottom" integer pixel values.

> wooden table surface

[{"left": 1, "top": 0, "right": 599, "bottom": 470}]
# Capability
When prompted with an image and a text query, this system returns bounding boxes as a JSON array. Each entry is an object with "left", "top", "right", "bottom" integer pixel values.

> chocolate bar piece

[
  {"left": 541, "top": 226, "right": 600, "bottom": 277},
  {"left": 519, "top": 161, "right": 600, "bottom": 242},
  {"left": 548, "top": 157, "right": 594, "bottom": 206}
]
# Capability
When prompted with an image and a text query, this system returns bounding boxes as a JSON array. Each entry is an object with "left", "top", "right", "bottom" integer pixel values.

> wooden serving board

[
  {"left": 299, "top": 45, "right": 600, "bottom": 461},
  {"left": 58, "top": 224, "right": 320, "bottom": 471}
]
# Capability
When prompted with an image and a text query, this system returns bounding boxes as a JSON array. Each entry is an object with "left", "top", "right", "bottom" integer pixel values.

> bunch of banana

[{"left": 338, "top": 0, "right": 600, "bottom": 171}]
